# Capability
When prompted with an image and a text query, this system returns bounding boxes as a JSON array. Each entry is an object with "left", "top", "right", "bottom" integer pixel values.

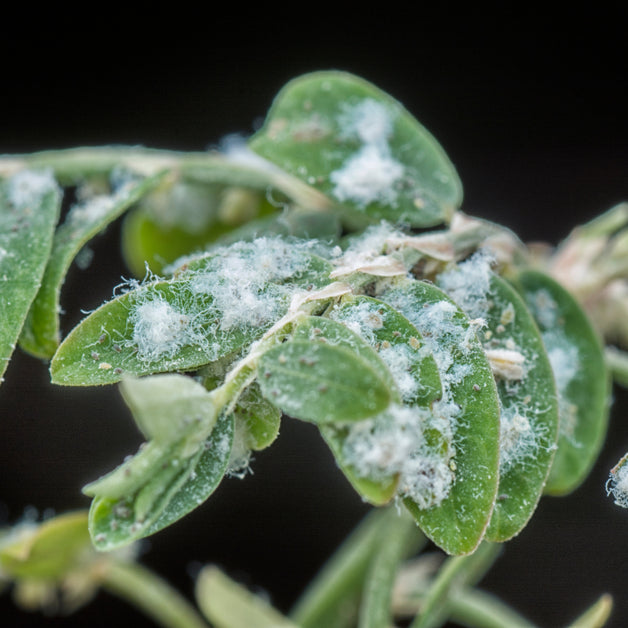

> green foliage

[
  {"left": 20, "top": 172, "right": 167, "bottom": 358},
  {"left": 0, "top": 69, "right": 624, "bottom": 628},
  {"left": 250, "top": 71, "right": 463, "bottom": 228},
  {"left": 515, "top": 270, "right": 610, "bottom": 495},
  {"left": 0, "top": 170, "right": 61, "bottom": 382},
  {"left": 382, "top": 279, "right": 501, "bottom": 555}
]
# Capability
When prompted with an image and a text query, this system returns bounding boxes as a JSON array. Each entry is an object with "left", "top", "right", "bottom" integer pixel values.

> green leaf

[
  {"left": 515, "top": 270, "right": 611, "bottom": 495},
  {"left": 232, "top": 382, "right": 281, "bottom": 451},
  {"left": 19, "top": 172, "right": 167, "bottom": 359},
  {"left": 196, "top": 565, "right": 298, "bottom": 628},
  {"left": 87, "top": 412, "right": 233, "bottom": 551},
  {"left": 121, "top": 181, "right": 278, "bottom": 277},
  {"left": 0, "top": 170, "right": 61, "bottom": 383},
  {"left": 258, "top": 318, "right": 396, "bottom": 424},
  {"left": 250, "top": 71, "right": 462, "bottom": 228},
  {"left": 143, "top": 411, "right": 234, "bottom": 537},
  {"left": 381, "top": 279, "right": 501, "bottom": 556},
  {"left": 320, "top": 296, "right": 442, "bottom": 505},
  {"left": 329, "top": 295, "right": 442, "bottom": 406},
  {"left": 51, "top": 238, "right": 332, "bottom": 386},
  {"left": 0, "top": 511, "right": 90, "bottom": 579},
  {"left": 119, "top": 373, "right": 222, "bottom": 445},
  {"left": 436, "top": 260, "right": 559, "bottom": 541}
]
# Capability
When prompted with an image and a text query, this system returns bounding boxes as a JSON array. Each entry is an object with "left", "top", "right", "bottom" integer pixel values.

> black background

[{"left": 1, "top": 6, "right": 628, "bottom": 627}]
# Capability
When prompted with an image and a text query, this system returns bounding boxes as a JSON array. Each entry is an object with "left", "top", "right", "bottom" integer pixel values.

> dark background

[{"left": 1, "top": 7, "right": 628, "bottom": 627}]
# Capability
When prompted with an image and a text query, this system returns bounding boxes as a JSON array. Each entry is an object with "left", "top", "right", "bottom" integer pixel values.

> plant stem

[
  {"left": 291, "top": 508, "right": 425, "bottom": 628},
  {"left": 100, "top": 561, "right": 208, "bottom": 628},
  {"left": 359, "top": 508, "right": 424, "bottom": 628},
  {"left": 605, "top": 346, "right": 628, "bottom": 387},
  {"left": 447, "top": 588, "right": 537, "bottom": 628},
  {"left": 0, "top": 146, "right": 332, "bottom": 211},
  {"left": 410, "top": 542, "right": 502, "bottom": 628},
  {"left": 289, "top": 509, "right": 385, "bottom": 628},
  {"left": 567, "top": 594, "right": 613, "bottom": 628}
]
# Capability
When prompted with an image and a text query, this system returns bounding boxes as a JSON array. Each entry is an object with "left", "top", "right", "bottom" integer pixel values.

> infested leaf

[
  {"left": 320, "top": 296, "right": 442, "bottom": 505},
  {"left": 437, "top": 259, "right": 559, "bottom": 541},
  {"left": 0, "top": 170, "right": 61, "bottom": 384},
  {"left": 19, "top": 172, "right": 167, "bottom": 359},
  {"left": 381, "top": 279, "right": 500, "bottom": 555},
  {"left": 515, "top": 270, "right": 610, "bottom": 495},
  {"left": 51, "top": 238, "right": 332, "bottom": 386},
  {"left": 250, "top": 71, "right": 462, "bottom": 228}
]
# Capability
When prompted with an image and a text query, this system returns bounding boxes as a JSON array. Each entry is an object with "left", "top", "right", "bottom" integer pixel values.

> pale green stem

[
  {"left": 447, "top": 588, "right": 537, "bottom": 628},
  {"left": 100, "top": 561, "right": 208, "bottom": 628},
  {"left": 566, "top": 593, "right": 613, "bottom": 628},
  {"left": 0, "top": 146, "right": 332, "bottom": 211},
  {"left": 359, "top": 508, "right": 423, "bottom": 628},
  {"left": 575, "top": 202, "right": 628, "bottom": 239},
  {"left": 195, "top": 565, "right": 297, "bottom": 628},
  {"left": 605, "top": 346, "right": 628, "bottom": 388},
  {"left": 290, "top": 509, "right": 390, "bottom": 628},
  {"left": 411, "top": 542, "right": 502, "bottom": 628}
]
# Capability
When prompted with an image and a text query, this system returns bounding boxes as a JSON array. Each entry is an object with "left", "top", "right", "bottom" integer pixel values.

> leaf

[
  {"left": 19, "top": 172, "right": 167, "bottom": 359},
  {"left": 196, "top": 565, "right": 298, "bottom": 628},
  {"left": 329, "top": 295, "right": 442, "bottom": 406},
  {"left": 258, "top": 317, "right": 397, "bottom": 424},
  {"left": 514, "top": 270, "right": 611, "bottom": 495},
  {"left": 121, "top": 181, "right": 278, "bottom": 277},
  {"left": 436, "top": 261, "right": 560, "bottom": 541},
  {"left": 0, "top": 511, "right": 90, "bottom": 579},
  {"left": 0, "top": 170, "right": 61, "bottom": 383},
  {"left": 51, "top": 238, "right": 332, "bottom": 386},
  {"left": 258, "top": 340, "right": 393, "bottom": 424},
  {"left": 381, "top": 279, "right": 500, "bottom": 556},
  {"left": 143, "top": 411, "right": 234, "bottom": 537},
  {"left": 320, "top": 296, "right": 442, "bottom": 505},
  {"left": 119, "top": 373, "right": 222, "bottom": 445},
  {"left": 232, "top": 382, "right": 281, "bottom": 451},
  {"left": 87, "top": 412, "right": 233, "bottom": 551},
  {"left": 250, "top": 71, "right": 462, "bottom": 228}
]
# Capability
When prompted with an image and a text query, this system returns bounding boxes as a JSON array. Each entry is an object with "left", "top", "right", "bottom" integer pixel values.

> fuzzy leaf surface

[
  {"left": 515, "top": 270, "right": 610, "bottom": 495},
  {"left": 437, "top": 264, "right": 559, "bottom": 541},
  {"left": 250, "top": 71, "right": 462, "bottom": 228},
  {"left": 19, "top": 172, "right": 166, "bottom": 359},
  {"left": 320, "top": 296, "right": 442, "bottom": 505},
  {"left": 381, "top": 279, "right": 500, "bottom": 555},
  {"left": 258, "top": 318, "right": 396, "bottom": 424},
  {"left": 51, "top": 239, "right": 332, "bottom": 385},
  {"left": 0, "top": 171, "right": 61, "bottom": 383}
]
